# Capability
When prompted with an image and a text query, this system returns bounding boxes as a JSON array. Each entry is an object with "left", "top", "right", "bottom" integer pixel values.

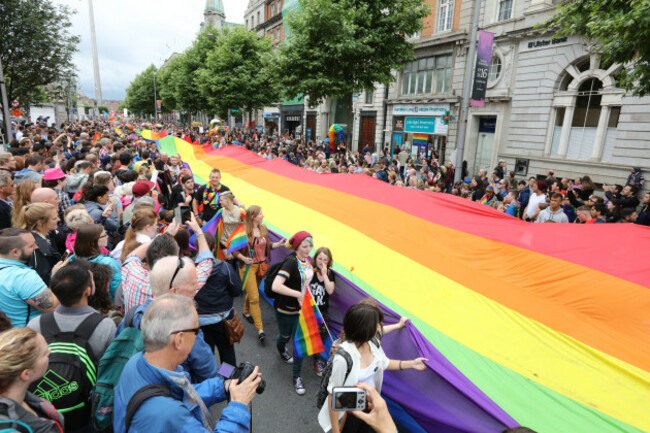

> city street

[{"left": 210, "top": 293, "right": 322, "bottom": 433}]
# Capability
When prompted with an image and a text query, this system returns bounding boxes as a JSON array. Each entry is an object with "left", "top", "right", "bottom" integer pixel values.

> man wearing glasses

[
  {"left": 114, "top": 294, "right": 261, "bottom": 433},
  {"left": 116, "top": 223, "right": 219, "bottom": 384}
]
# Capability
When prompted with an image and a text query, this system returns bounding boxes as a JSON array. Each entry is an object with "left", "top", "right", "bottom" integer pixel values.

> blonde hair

[
  {"left": 244, "top": 205, "right": 268, "bottom": 243},
  {"left": 0, "top": 328, "right": 41, "bottom": 392},
  {"left": 17, "top": 202, "right": 56, "bottom": 232},
  {"left": 121, "top": 208, "right": 158, "bottom": 262},
  {"left": 11, "top": 180, "right": 38, "bottom": 227},
  {"left": 64, "top": 206, "right": 94, "bottom": 232}
]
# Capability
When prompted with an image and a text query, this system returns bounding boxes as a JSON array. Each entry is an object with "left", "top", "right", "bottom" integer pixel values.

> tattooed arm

[{"left": 25, "top": 288, "right": 60, "bottom": 312}]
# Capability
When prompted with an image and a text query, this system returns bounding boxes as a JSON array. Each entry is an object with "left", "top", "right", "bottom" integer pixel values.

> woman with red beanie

[{"left": 271, "top": 230, "right": 314, "bottom": 395}]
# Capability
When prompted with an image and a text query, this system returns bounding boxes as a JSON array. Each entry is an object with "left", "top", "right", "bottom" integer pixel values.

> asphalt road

[{"left": 210, "top": 293, "right": 323, "bottom": 433}]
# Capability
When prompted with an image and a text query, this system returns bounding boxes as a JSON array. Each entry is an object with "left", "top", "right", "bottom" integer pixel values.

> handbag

[
  {"left": 256, "top": 262, "right": 270, "bottom": 277},
  {"left": 224, "top": 311, "right": 245, "bottom": 345}
]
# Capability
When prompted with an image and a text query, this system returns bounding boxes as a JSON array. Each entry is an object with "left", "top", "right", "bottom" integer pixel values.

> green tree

[
  {"left": 124, "top": 65, "right": 157, "bottom": 116},
  {"left": 157, "top": 55, "right": 180, "bottom": 112},
  {"left": 546, "top": 0, "right": 650, "bottom": 96},
  {"left": 278, "top": 0, "right": 428, "bottom": 136},
  {"left": 197, "top": 27, "right": 280, "bottom": 122},
  {"left": 169, "top": 28, "right": 222, "bottom": 116},
  {"left": 0, "top": 0, "right": 79, "bottom": 107}
]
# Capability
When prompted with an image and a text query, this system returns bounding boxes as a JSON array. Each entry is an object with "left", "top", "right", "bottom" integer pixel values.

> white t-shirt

[
  {"left": 526, "top": 193, "right": 547, "bottom": 218},
  {"left": 111, "top": 233, "right": 152, "bottom": 265}
]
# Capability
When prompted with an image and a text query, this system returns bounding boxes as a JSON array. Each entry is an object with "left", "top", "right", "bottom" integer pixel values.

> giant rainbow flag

[{"left": 160, "top": 140, "right": 650, "bottom": 433}]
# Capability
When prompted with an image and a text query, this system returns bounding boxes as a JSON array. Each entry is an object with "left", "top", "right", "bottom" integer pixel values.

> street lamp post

[
  {"left": 454, "top": 0, "right": 482, "bottom": 183},
  {"left": 153, "top": 73, "right": 157, "bottom": 122},
  {"left": 0, "top": 56, "right": 13, "bottom": 143}
]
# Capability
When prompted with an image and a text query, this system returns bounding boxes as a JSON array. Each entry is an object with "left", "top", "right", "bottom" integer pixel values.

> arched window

[
  {"left": 488, "top": 56, "right": 502, "bottom": 83},
  {"left": 549, "top": 56, "right": 623, "bottom": 161}
]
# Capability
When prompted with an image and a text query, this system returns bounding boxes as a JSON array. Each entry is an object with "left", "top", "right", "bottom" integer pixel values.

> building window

[
  {"left": 551, "top": 78, "right": 604, "bottom": 159},
  {"left": 251, "top": 15, "right": 255, "bottom": 28},
  {"left": 365, "top": 90, "right": 374, "bottom": 104},
  {"left": 246, "top": 19, "right": 249, "bottom": 29},
  {"left": 257, "top": 11, "right": 260, "bottom": 24},
  {"left": 402, "top": 54, "right": 452, "bottom": 95},
  {"left": 437, "top": 0, "right": 455, "bottom": 32},
  {"left": 488, "top": 56, "right": 502, "bottom": 83},
  {"left": 497, "top": 0, "right": 513, "bottom": 21}
]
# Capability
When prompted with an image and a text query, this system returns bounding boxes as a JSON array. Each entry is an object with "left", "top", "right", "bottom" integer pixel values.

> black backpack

[
  {"left": 124, "top": 384, "right": 171, "bottom": 432},
  {"left": 316, "top": 347, "right": 353, "bottom": 409},
  {"left": 315, "top": 337, "right": 381, "bottom": 409},
  {"left": 30, "top": 312, "right": 104, "bottom": 430},
  {"left": 263, "top": 253, "right": 297, "bottom": 300}
]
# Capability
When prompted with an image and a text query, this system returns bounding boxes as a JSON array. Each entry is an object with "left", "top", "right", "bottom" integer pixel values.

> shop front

[{"left": 390, "top": 104, "right": 449, "bottom": 162}]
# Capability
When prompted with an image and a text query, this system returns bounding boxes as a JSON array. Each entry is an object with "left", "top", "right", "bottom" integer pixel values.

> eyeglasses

[
  {"left": 169, "top": 256, "right": 185, "bottom": 289},
  {"left": 169, "top": 327, "right": 200, "bottom": 336}
]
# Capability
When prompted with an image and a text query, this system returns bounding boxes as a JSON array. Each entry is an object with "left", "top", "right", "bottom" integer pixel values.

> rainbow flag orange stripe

[{"left": 294, "top": 289, "right": 325, "bottom": 358}]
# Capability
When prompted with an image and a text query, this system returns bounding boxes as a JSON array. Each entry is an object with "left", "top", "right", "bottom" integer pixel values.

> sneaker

[
  {"left": 313, "top": 358, "right": 324, "bottom": 377},
  {"left": 258, "top": 331, "right": 266, "bottom": 344},
  {"left": 279, "top": 348, "right": 294, "bottom": 364},
  {"left": 293, "top": 377, "right": 306, "bottom": 395}
]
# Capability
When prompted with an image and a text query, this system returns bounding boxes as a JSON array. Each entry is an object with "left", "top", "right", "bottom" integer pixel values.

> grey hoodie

[{"left": 65, "top": 172, "right": 89, "bottom": 194}]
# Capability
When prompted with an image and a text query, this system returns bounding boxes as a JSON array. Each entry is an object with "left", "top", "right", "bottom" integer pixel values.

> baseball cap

[{"left": 132, "top": 180, "right": 155, "bottom": 197}]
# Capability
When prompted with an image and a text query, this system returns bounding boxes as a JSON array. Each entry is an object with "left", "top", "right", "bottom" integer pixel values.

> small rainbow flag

[
  {"left": 226, "top": 224, "right": 247, "bottom": 255},
  {"left": 412, "top": 133, "right": 428, "bottom": 146},
  {"left": 293, "top": 289, "right": 325, "bottom": 358},
  {"left": 92, "top": 132, "right": 101, "bottom": 145}
]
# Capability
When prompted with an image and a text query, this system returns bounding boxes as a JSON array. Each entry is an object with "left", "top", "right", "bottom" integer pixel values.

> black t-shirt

[
  {"left": 310, "top": 269, "right": 335, "bottom": 314},
  {"left": 193, "top": 183, "right": 231, "bottom": 222}
]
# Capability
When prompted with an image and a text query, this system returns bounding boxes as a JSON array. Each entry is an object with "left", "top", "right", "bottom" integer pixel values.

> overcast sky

[{"left": 53, "top": 0, "right": 247, "bottom": 101}]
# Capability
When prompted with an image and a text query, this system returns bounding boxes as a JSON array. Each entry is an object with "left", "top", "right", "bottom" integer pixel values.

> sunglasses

[
  {"left": 169, "top": 327, "right": 200, "bottom": 336},
  {"left": 169, "top": 256, "right": 185, "bottom": 289}
]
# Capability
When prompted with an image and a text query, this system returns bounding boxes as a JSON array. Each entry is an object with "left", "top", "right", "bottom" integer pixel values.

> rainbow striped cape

[
  {"left": 293, "top": 288, "right": 325, "bottom": 358},
  {"left": 197, "top": 206, "right": 246, "bottom": 260}
]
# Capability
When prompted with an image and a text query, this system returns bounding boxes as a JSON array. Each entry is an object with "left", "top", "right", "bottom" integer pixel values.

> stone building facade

[{"left": 241, "top": 0, "right": 650, "bottom": 185}]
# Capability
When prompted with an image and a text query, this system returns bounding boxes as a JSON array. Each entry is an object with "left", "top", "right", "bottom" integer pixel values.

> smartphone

[
  {"left": 61, "top": 251, "right": 70, "bottom": 262},
  {"left": 174, "top": 205, "right": 192, "bottom": 224},
  {"left": 331, "top": 387, "right": 367, "bottom": 412}
]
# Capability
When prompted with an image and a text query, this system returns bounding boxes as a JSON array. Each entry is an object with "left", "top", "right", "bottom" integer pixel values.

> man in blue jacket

[{"left": 114, "top": 294, "right": 261, "bottom": 433}]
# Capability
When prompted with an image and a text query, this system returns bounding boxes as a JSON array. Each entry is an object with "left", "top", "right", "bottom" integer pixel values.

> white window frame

[
  {"left": 497, "top": 0, "right": 513, "bottom": 21},
  {"left": 437, "top": 0, "right": 455, "bottom": 32}
]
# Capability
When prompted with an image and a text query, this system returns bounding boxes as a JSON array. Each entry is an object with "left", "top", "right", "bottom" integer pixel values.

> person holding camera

[
  {"left": 318, "top": 302, "right": 428, "bottom": 433},
  {"left": 114, "top": 294, "right": 261, "bottom": 433}
]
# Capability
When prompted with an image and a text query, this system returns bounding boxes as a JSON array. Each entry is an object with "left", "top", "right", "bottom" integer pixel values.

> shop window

[
  {"left": 488, "top": 56, "right": 502, "bottom": 83},
  {"left": 497, "top": 0, "right": 513, "bottom": 21},
  {"left": 437, "top": 0, "right": 454, "bottom": 32},
  {"left": 402, "top": 54, "right": 452, "bottom": 96}
]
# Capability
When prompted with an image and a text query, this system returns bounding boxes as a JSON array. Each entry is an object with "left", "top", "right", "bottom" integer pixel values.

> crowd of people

[{"left": 0, "top": 118, "right": 446, "bottom": 433}]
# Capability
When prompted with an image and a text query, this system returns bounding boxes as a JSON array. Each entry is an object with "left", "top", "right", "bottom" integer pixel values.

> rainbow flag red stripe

[
  {"left": 226, "top": 224, "right": 248, "bottom": 255},
  {"left": 293, "top": 289, "right": 325, "bottom": 358}
]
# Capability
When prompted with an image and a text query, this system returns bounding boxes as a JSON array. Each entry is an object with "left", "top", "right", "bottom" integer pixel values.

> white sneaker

[{"left": 293, "top": 377, "right": 305, "bottom": 395}]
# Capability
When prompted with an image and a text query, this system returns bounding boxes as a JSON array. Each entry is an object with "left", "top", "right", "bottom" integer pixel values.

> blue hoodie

[{"left": 113, "top": 352, "right": 249, "bottom": 433}]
